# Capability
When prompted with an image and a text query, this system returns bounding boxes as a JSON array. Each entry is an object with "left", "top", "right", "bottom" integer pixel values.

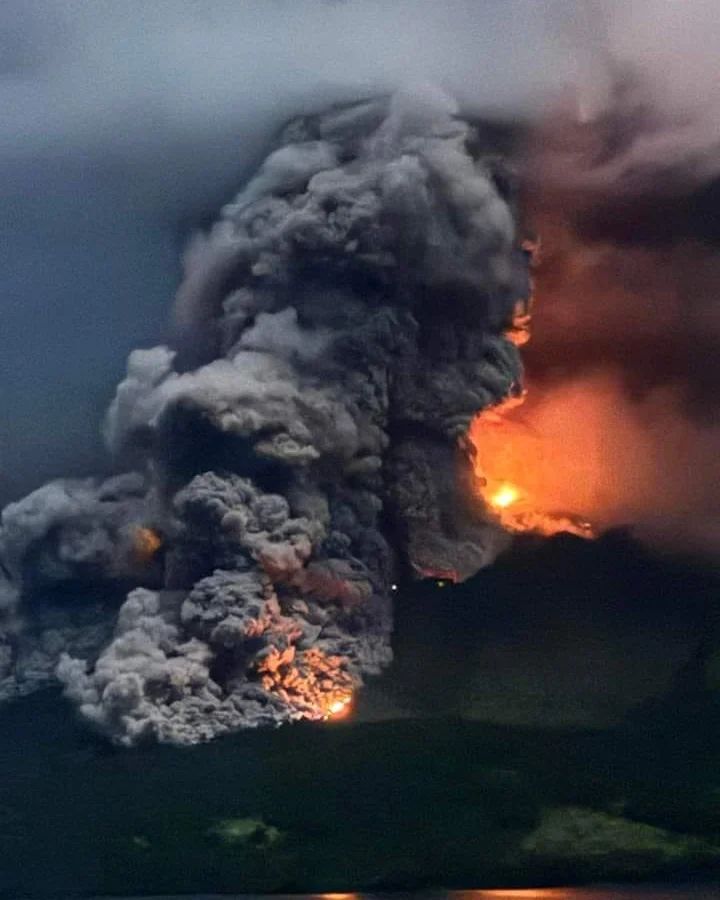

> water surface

[{"left": 107, "top": 887, "right": 720, "bottom": 900}]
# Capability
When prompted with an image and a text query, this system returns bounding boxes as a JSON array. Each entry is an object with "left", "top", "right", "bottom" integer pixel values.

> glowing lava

[
  {"left": 470, "top": 402, "right": 596, "bottom": 540},
  {"left": 490, "top": 483, "right": 520, "bottom": 510},
  {"left": 256, "top": 645, "right": 355, "bottom": 723},
  {"left": 325, "top": 696, "right": 352, "bottom": 720},
  {"left": 467, "top": 257, "right": 595, "bottom": 541}
]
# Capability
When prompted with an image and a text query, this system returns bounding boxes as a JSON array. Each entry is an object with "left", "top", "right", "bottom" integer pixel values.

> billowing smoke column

[{"left": 0, "top": 89, "right": 529, "bottom": 744}]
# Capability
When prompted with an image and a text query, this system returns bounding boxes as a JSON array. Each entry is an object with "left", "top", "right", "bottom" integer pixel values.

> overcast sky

[
  {"left": 1, "top": 0, "right": 575, "bottom": 501},
  {"left": 2, "top": 0, "right": 719, "bottom": 502}
]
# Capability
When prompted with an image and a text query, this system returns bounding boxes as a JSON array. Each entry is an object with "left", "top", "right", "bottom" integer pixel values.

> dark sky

[
  {"left": 0, "top": 0, "right": 567, "bottom": 503},
  {"left": 3, "top": 1, "right": 719, "bottom": 503}
]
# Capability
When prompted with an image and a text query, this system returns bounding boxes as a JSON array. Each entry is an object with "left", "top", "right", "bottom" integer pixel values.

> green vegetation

[
  {"left": 208, "top": 817, "right": 283, "bottom": 848},
  {"left": 1, "top": 689, "right": 720, "bottom": 896},
  {"left": 522, "top": 806, "right": 719, "bottom": 881}
]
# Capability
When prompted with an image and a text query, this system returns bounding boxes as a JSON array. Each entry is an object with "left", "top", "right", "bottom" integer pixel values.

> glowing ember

[
  {"left": 470, "top": 404, "right": 596, "bottom": 540},
  {"left": 130, "top": 526, "right": 162, "bottom": 564},
  {"left": 325, "top": 696, "right": 352, "bottom": 720},
  {"left": 490, "top": 483, "right": 520, "bottom": 510},
  {"left": 505, "top": 298, "right": 533, "bottom": 347},
  {"left": 256, "top": 645, "right": 355, "bottom": 722},
  {"left": 411, "top": 564, "right": 460, "bottom": 584}
]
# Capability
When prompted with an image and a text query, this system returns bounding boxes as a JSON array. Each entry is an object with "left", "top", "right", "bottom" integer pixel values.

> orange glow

[
  {"left": 325, "top": 695, "right": 352, "bottom": 720},
  {"left": 256, "top": 645, "right": 354, "bottom": 722},
  {"left": 130, "top": 526, "right": 162, "bottom": 564},
  {"left": 490, "top": 483, "right": 520, "bottom": 510},
  {"left": 469, "top": 398, "right": 596, "bottom": 540},
  {"left": 469, "top": 268, "right": 597, "bottom": 540},
  {"left": 315, "top": 895, "right": 361, "bottom": 900},
  {"left": 505, "top": 298, "right": 533, "bottom": 347},
  {"left": 465, "top": 226, "right": 599, "bottom": 540},
  {"left": 482, "top": 89, "right": 720, "bottom": 556},
  {"left": 469, "top": 362, "right": 720, "bottom": 546},
  {"left": 474, "top": 891, "right": 574, "bottom": 899}
]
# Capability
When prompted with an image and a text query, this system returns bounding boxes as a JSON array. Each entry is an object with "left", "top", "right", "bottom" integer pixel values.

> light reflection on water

[
  {"left": 472, "top": 892, "right": 578, "bottom": 899},
  {"left": 465, "top": 890, "right": 718, "bottom": 900},
  {"left": 308, "top": 890, "right": 720, "bottom": 900},
  {"left": 112, "top": 889, "right": 720, "bottom": 900},
  {"left": 469, "top": 892, "right": 572, "bottom": 899}
]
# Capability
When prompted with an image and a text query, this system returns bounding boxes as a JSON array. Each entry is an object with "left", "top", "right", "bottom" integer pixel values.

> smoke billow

[
  {"left": 471, "top": 370, "right": 720, "bottom": 553},
  {"left": 0, "top": 89, "right": 528, "bottom": 744},
  {"left": 470, "top": 39, "right": 720, "bottom": 557},
  {"left": 7, "top": 1, "right": 720, "bottom": 743}
]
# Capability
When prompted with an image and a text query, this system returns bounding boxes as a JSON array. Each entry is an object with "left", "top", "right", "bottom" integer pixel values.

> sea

[{"left": 105, "top": 888, "right": 720, "bottom": 900}]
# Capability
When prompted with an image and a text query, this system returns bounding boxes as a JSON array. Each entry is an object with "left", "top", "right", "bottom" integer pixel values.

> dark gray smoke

[
  {"left": 513, "top": 50, "right": 720, "bottom": 558},
  {"left": 0, "top": 89, "right": 528, "bottom": 744}
]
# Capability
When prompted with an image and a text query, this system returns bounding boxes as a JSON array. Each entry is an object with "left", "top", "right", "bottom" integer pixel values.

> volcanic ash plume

[
  {"left": 471, "top": 61, "right": 720, "bottom": 557},
  {"left": 0, "top": 89, "right": 529, "bottom": 744}
]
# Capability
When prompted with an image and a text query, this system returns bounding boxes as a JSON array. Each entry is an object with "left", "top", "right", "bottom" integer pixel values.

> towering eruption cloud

[{"left": 0, "top": 89, "right": 529, "bottom": 744}]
